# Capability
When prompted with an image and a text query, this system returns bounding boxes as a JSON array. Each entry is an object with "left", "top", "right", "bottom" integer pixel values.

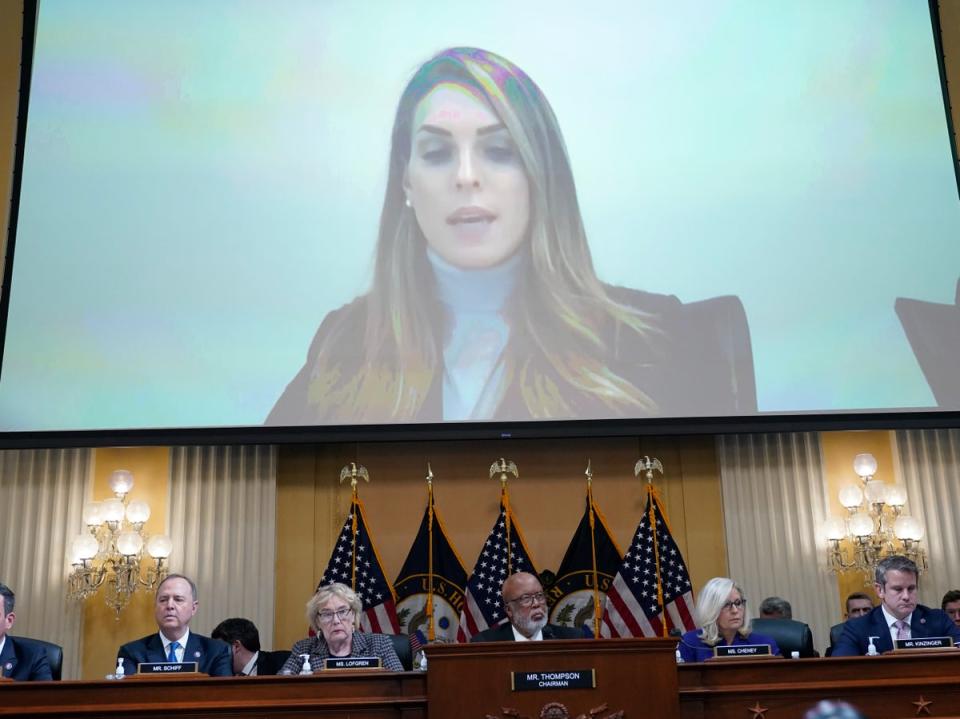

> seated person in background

[
  {"left": 470, "top": 572, "right": 582, "bottom": 642},
  {"left": 832, "top": 555, "right": 960, "bottom": 656},
  {"left": 211, "top": 617, "right": 288, "bottom": 676},
  {"left": 279, "top": 582, "right": 403, "bottom": 673},
  {"left": 941, "top": 589, "right": 960, "bottom": 628},
  {"left": 677, "top": 577, "right": 780, "bottom": 662},
  {"left": 0, "top": 582, "right": 52, "bottom": 681},
  {"left": 117, "top": 574, "right": 232, "bottom": 676},
  {"left": 758, "top": 596, "right": 792, "bottom": 620},
  {"left": 826, "top": 592, "right": 874, "bottom": 655}
]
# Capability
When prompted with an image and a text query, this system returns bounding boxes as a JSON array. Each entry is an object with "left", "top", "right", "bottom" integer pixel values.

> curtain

[
  {"left": 0, "top": 448, "right": 91, "bottom": 679},
  {"left": 893, "top": 429, "right": 960, "bottom": 604},
  {"left": 717, "top": 432, "right": 839, "bottom": 653},
  {"left": 168, "top": 445, "right": 277, "bottom": 649}
]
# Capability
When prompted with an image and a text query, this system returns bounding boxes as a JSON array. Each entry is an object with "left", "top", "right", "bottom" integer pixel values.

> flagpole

[
  {"left": 426, "top": 463, "right": 436, "bottom": 643},
  {"left": 339, "top": 462, "right": 369, "bottom": 594},
  {"left": 490, "top": 458, "right": 518, "bottom": 574},
  {"left": 635, "top": 456, "right": 667, "bottom": 638},
  {"left": 585, "top": 460, "right": 602, "bottom": 638}
]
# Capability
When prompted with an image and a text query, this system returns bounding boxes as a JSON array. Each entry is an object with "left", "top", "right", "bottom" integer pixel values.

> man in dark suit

[
  {"left": 471, "top": 572, "right": 582, "bottom": 642},
  {"left": 0, "top": 583, "right": 52, "bottom": 681},
  {"left": 211, "top": 617, "right": 289, "bottom": 676},
  {"left": 117, "top": 574, "right": 231, "bottom": 676},
  {"left": 832, "top": 556, "right": 960, "bottom": 656}
]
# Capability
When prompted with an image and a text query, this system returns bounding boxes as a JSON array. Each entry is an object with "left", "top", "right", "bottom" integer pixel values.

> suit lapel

[
  {"left": 871, "top": 611, "right": 894, "bottom": 653},
  {"left": 146, "top": 634, "right": 168, "bottom": 663},
  {"left": 184, "top": 633, "right": 204, "bottom": 668},
  {"left": 0, "top": 637, "right": 17, "bottom": 678},
  {"left": 912, "top": 607, "right": 929, "bottom": 638}
]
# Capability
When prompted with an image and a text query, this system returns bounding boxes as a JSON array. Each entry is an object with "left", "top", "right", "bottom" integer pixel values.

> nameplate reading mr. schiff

[
  {"left": 137, "top": 661, "right": 199, "bottom": 674},
  {"left": 511, "top": 670, "right": 596, "bottom": 691},
  {"left": 895, "top": 637, "right": 955, "bottom": 651},
  {"left": 713, "top": 644, "right": 772, "bottom": 659},
  {"left": 323, "top": 656, "right": 382, "bottom": 670}
]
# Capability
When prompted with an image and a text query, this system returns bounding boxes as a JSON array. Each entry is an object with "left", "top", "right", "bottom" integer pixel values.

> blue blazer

[
  {"left": 0, "top": 636, "right": 53, "bottom": 681},
  {"left": 118, "top": 632, "right": 232, "bottom": 676},
  {"left": 831, "top": 604, "right": 960, "bottom": 656}
]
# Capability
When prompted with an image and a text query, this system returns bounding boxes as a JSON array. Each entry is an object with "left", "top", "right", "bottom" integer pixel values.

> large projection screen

[{"left": 1, "top": 0, "right": 959, "bottom": 443}]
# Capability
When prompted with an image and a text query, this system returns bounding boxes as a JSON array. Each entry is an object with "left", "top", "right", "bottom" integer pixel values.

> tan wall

[
  {"left": 80, "top": 447, "right": 170, "bottom": 680},
  {"left": 273, "top": 435, "right": 727, "bottom": 651},
  {"left": 0, "top": 0, "right": 23, "bottom": 276}
]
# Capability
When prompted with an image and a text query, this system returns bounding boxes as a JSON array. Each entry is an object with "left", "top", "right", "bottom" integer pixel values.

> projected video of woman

[{"left": 266, "top": 47, "right": 757, "bottom": 425}]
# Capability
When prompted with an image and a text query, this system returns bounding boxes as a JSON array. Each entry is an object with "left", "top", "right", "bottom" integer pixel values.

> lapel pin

[
  {"left": 4, "top": 662, "right": 12, "bottom": 672},
  {"left": 194, "top": 650, "right": 201, "bottom": 658},
  {"left": 920, "top": 618, "right": 926, "bottom": 624}
]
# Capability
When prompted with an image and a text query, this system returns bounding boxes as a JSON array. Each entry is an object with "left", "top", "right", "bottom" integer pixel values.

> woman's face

[
  {"left": 717, "top": 588, "right": 745, "bottom": 635},
  {"left": 404, "top": 82, "right": 531, "bottom": 270},
  {"left": 317, "top": 596, "right": 355, "bottom": 647}
]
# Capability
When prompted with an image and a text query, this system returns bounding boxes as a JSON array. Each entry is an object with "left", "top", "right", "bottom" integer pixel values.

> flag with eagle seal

[
  {"left": 394, "top": 493, "right": 468, "bottom": 645},
  {"left": 548, "top": 494, "right": 623, "bottom": 636}
]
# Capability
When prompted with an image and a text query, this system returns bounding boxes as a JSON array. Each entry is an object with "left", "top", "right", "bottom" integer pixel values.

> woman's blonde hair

[
  {"left": 305, "top": 47, "right": 660, "bottom": 422},
  {"left": 306, "top": 582, "right": 362, "bottom": 634},
  {"left": 694, "top": 576, "right": 752, "bottom": 646}
]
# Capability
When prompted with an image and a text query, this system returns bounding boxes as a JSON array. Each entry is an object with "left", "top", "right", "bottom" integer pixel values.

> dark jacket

[
  {"left": 117, "top": 632, "right": 232, "bottom": 676},
  {"left": 470, "top": 622, "right": 583, "bottom": 642},
  {"left": 267, "top": 286, "right": 756, "bottom": 424},
  {"left": 831, "top": 604, "right": 960, "bottom": 656},
  {"left": 0, "top": 635, "right": 53, "bottom": 681}
]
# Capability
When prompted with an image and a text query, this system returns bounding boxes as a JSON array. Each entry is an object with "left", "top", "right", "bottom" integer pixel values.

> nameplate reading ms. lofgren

[
  {"left": 137, "top": 661, "right": 199, "bottom": 674},
  {"left": 714, "top": 644, "right": 772, "bottom": 658},
  {"left": 324, "top": 656, "right": 383, "bottom": 670},
  {"left": 895, "top": 636, "right": 955, "bottom": 650},
  {"left": 511, "top": 669, "right": 596, "bottom": 691}
]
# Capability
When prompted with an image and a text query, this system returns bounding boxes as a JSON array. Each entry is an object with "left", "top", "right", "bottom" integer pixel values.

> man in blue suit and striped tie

[
  {"left": 117, "top": 574, "right": 231, "bottom": 676},
  {"left": 832, "top": 555, "right": 960, "bottom": 656}
]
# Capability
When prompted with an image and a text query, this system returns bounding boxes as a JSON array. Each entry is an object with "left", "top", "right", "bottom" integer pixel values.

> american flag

[
  {"left": 456, "top": 498, "right": 538, "bottom": 642},
  {"left": 318, "top": 497, "right": 401, "bottom": 634},
  {"left": 600, "top": 485, "right": 695, "bottom": 637}
]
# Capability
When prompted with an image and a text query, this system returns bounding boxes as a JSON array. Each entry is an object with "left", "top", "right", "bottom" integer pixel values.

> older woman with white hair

[
  {"left": 279, "top": 582, "right": 403, "bottom": 673},
  {"left": 677, "top": 577, "right": 780, "bottom": 662}
]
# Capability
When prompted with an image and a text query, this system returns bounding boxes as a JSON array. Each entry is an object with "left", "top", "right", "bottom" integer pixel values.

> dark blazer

[
  {"left": 267, "top": 286, "right": 756, "bottom": 424},
  {"left": 831, "top": 604, "right": 960, "bottom": 656},
  {"left": 117, "top": 632, "right": 232, "bottom": 676},
  {"left": 254, "top": 649, "right": 290, "bottom": 676},
  {"left": 0, "top": 635, "right": 53, "bottom": 681},
  {"left": 470, "top": 622, "right": 583, "bottom": 643}
]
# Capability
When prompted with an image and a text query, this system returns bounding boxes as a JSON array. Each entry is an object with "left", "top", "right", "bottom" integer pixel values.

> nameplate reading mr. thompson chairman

[{"left": 511, "top": 670, "right": 596, "bottom": 691}]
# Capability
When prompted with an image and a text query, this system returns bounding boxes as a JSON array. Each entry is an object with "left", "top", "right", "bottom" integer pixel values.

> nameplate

[
  {"left": 323, "top": 656, "right": 382, "bottom": 670},
  {"left": 714, "top": 644, "right": 772, "bottom": 659},
  {"left": 894, "top": 636, "right": 955, "bottom": 651},
  {"left": 137, "top": 661, "right": 199, "bottom": 674},
  {"left": 511, "top": 670, "right": 596, "bottom": 691}
]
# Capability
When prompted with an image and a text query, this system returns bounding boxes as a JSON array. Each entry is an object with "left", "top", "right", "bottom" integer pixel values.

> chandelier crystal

[
  {"left": 824, "top": 453, "right": 926, "bottom": 576},
  {"left": 66, "top": 470, "right": 173, "bottom": 616}
]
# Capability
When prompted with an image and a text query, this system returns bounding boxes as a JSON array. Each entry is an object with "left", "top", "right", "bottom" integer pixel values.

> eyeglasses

[
  {"left": 506, "top": 592, "right": 546, "bottom": 607},
  {"left": 721, "top": 599, "right": 746, "bottom": 611},
  {"left": 318, "top": 607, "right": 353, "bottom": 624}
]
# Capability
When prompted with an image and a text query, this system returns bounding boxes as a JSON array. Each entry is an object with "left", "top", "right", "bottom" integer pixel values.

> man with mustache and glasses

[
  {"left": 471, "top": 572, "right": 582, "bottom": 642},
  {"left": 117, "top": 574, "right": 232, "bottom": 676},
  {"left": 832, "top": 556, "right": 960, "bottom": 656}
]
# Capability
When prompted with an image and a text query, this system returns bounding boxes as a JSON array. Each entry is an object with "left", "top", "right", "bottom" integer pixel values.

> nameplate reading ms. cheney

[
  {"left": 137, "top": 661, "right": 199, "bottom": 674},
  {"left": 323, "top": 656, "right": 382, "bottom": 670},
  {"left": 511, "top": 670, "right": 596, "bottom": 691},
  {"left": 895, "top": 637, "right": 955, "bottom": 651},
  {"left": 713, "top": 644, "right": 772, "bottom": 659}
]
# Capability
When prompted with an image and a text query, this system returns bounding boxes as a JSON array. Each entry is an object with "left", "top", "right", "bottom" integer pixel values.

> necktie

[
  {"left": 167, "top": 641, "right": 180, "bottom": 663},
  {"left": 895, "top": 620, "right": 910, "bottom": 640}
]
